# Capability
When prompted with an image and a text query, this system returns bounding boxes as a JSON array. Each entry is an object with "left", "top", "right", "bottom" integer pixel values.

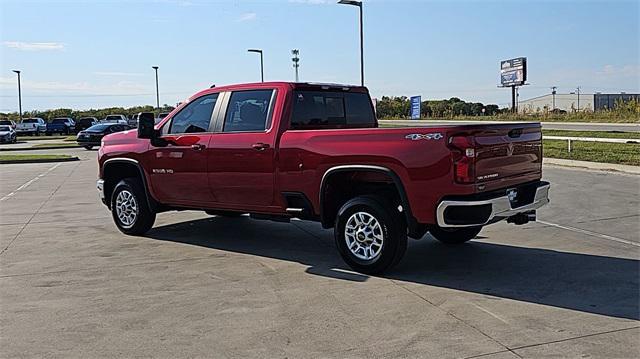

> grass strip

[
  {"left": 543, "top": 140, "right": 639, "bottom": 166},
  {"left": 0, "top": 154, "right": 76, "bottom": 163},
  {"left": 542, "top": 130, "right": 640, "bottom": 139},
  {"left": 31, "top": 142, "right": 81, "bottom": 149},
  {"left": 15, "top": 135, "right": 69, "bottom": 141}
]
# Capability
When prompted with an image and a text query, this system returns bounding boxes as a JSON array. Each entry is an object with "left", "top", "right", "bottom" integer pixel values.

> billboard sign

[
  {"left": 500, "top": 57, "right": 527, "bottom": 86},
  {"left": 410, "top": 96, "right": 421, "bottom": 119}
]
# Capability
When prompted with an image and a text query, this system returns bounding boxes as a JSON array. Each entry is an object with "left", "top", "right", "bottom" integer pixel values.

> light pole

[
  {"left": 338, "top": 0, "right": 364, "bottom": 86},
  {"left": 291, "top": 49, "right": 300, "bottom": 82},
  {"left": 12, "top": 70, "right": 22, "bottom": 122},
  {"left": 576, "top": 86, "right": 581, "bottom": 111},
  {"left": 248, "top": 49, "right": 264, "bottom": 82},
  {"left": 551, "top": 86, "right": 557, "bottom": 110},
  {"left": 152, "top": 66, "right": 160, "bottom": 111}
]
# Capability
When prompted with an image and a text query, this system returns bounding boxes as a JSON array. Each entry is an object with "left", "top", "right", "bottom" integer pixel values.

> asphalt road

[
  {"left": 1, "top": 148, "right": 639, "bottom": 358},
  {"left": 379, "top": 120, "right": 640, "bottom": 132}
]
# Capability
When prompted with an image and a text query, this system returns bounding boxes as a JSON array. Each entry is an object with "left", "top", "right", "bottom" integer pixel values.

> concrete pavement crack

[
  {"left": 0, "top": 161, "right": 80, "bottom": 256},
  {"left": 0, "top": 255, "right": 222, "bottom": 279},
  {"left": 388, "top": 279, "right": 523, "bottom": 358},
  {"left": 462, "top": 325, "right": 640, "bottom": 359}
]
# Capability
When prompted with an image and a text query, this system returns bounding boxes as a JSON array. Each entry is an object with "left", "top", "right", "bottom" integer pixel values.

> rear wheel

[
  {"left": 334, "top": 195, "right": 407, "bottom": 275},
  {"left": 84, "top": 146, "right": 93, "bottom": 150},
  {"left": 429, "top": 226, "right": 482, "bottom": 245},
  {"left": 111, "top": 178, "right": 156, "bottom": 235}
]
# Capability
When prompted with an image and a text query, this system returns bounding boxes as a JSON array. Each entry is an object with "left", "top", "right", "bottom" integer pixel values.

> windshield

[
  {"left": 0, "top": 126, "right": 10, "bottom": 131},
  {"left": 86, "top": 124, "right": 111, "bottom": 132},
  {"left": 105, "top": 116, "right": 122, "bottom": 121},
  {"left": 52, "top": 119, "right": 68, "bottom": 124},
  {"left": 23, "top": 119, "right": 39, "bottom": 123},
  {"left": 0, "top": 120, "right": 11, "bottom": 125}
]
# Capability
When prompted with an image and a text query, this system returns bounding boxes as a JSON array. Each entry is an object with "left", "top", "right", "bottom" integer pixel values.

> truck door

[
  {"left": 207, "top": 89, "right": 278, "bottom": 209},
  {"left": 147, "top": 93, "right": 219, "bottom": 205}
]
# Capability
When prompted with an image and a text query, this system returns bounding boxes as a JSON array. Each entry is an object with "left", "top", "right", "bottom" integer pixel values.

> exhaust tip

[{"left": 507, "top": 210, "right": 536, "bottom": 225}]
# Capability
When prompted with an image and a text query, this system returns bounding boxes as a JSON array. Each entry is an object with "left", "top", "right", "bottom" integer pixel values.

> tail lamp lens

[{"left": 449, "top": 136, "right": 475, "bottom": 183}]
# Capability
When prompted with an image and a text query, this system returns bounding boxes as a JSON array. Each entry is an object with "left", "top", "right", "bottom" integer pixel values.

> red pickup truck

[{"left": 97, "top": 82, "right": 549, "bottom": 274}]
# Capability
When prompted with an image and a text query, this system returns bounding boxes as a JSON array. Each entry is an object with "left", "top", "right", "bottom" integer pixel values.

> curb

[
  {"left": 0, "top": 145, "right": 82, "bottom": 152},
  {"left": 0, "top": 156, "right": 80, "bottom": 164},
  {"left": 544, "top": 158, "right": 640, "bottom": 175}
]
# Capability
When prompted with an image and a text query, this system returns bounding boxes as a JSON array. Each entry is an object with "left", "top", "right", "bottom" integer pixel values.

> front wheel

[
  {"left": 84, "top": 146, "right": 93, "bottom": 150},
  {"left": 111, "top": 178, "right": 156, "bottom": 235},
  {"left": 334, "top": 195, "right": 407, "bottom": 275},
  {"left": 429, "top": 226, "right": 482, "bottom": 245}
]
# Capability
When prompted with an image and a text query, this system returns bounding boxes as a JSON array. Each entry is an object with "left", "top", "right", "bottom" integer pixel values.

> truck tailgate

[{"left": 473, "top": 124, "right": 542, "bottom": 183}]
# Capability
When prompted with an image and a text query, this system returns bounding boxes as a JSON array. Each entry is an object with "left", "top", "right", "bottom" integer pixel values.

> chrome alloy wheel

[
  {"left": 116, "top": 190, "right": 138, "bottom": 228},
  {"left": 344, "top": 211, "right": 384, "bottom": 261}
]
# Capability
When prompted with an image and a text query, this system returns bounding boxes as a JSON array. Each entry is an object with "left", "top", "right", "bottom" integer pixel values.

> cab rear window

[{"left": 291, "top": 91, "right": 376, "bottom": 129}]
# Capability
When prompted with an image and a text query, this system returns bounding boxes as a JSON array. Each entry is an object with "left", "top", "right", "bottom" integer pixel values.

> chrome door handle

[
  {"left": 251, "top": 142, "right": 270, "bottom": 151},
  {"left": 191, "top": 144, "right": 206, "bottom": 151}
]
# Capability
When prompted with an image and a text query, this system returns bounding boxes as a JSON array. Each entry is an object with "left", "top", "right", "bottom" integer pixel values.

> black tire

[
  {"left": 111, "top": 178, "right": 156, "bottom": 235},
  {"left": 429, "top": 226, "right": 482, "bottom": 245},
  {"left": 84, "top": 146, "right": 93, "bottom": 150},
  {"left": 334, "top": 195, "right": 407, "bottom": 275},
  {"left": 206, "top": 210, "right": 244, "bottom": 217}
]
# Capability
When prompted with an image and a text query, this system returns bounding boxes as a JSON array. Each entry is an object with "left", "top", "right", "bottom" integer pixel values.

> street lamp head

[
  {"left": 338, "top": 0, "right": 362, "bottom": 6},
  {"left": 12, "top": 70, "right": 20, "bottom": 74},
  {"left": 152, "top": 66, "right": 159, "bottom": 70},
  {"left": 247, "top": 49, "right": 262, "bottom": 54}
]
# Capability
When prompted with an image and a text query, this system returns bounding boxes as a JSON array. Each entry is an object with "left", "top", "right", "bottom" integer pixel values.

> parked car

[
  {"left": 46, "top": 117, "right": 76, "bottom": 135},
  {"left": 77, "top": 123, "right": 131, "bottom": 150},
  {"left": 102, "top": 114, "right": 128, "bottom": 125},
  {"left": 16, "top": 118, "right": 46, "bottom": 136},
  {"left": 97, "top": 82, "right": 550, "bottom": 274},
  {"left": 0, "top": 125, "right": 17, "bottom": 143},
  {"left": 127, "top": 114, "right": 139, "bottom": 128},
  {"left": 76, "top": 117, "right": 98, "bottom": 132},
  {"left": 0, "top": 119, "right": 17, "bottom": 129}
]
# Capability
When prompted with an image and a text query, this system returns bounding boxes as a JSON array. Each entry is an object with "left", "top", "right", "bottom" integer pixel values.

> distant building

[{"left": 518, "top": 93, "right": 638, "bottom": 113}]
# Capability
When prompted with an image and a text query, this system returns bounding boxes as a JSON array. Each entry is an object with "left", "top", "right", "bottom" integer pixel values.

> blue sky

[{"left": 1, "top": 0, "right": 638, "bottom": 111}]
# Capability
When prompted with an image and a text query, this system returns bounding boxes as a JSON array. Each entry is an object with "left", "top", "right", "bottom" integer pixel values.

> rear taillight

[{"left": 449, "top": 136, "right": 476, "bottom": 183}]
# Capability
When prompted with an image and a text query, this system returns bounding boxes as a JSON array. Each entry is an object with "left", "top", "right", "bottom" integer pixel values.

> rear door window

[
  {"left": 222, "top": 90, "right": 275, "bottom": 132},
  {"left": 291, "top": 91, "right": 375, "bottom": 129}
]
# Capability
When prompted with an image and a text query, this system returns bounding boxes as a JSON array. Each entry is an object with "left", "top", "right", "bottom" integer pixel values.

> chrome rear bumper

[{"left": 436, "top": 182, "right": 550, "bottom": 228}]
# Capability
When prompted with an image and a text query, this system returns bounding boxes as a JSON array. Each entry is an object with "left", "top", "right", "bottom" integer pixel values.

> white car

[
  {"left": 102, "top": 114, "right": 128, "bottom": 125},
  {"left": 0, "top": 125, "right": 17, "bottom": 143},
  {"left": 16, "top": 118, "right": 47, "bottom": 136}
]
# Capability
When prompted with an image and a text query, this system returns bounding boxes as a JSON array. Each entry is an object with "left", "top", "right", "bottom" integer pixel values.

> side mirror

[{"left": 137, "top": 112, "right": 156, "bottom": 139}]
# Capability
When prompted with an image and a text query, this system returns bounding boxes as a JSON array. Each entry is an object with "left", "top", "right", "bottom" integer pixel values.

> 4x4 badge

[{"left": 405, "top": 133, "right": 443, "bottom": 141}]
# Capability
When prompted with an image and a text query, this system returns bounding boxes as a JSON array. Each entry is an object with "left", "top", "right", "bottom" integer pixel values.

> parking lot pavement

[{"left": 0, "top": 155, "right": 638, "bottom": 358}]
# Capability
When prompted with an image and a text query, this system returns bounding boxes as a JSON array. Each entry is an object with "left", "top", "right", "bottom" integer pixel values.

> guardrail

[{"left": 544, "top": 136, "right": 639, "bottom": 152}]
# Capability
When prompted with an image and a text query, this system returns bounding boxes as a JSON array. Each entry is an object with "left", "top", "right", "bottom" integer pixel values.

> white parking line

[
  {"left": 538, "top": 219, "right": 640, "bottom": 248},
  {"left": 0, "top": 163, "right": 62, "bottom": 202}
]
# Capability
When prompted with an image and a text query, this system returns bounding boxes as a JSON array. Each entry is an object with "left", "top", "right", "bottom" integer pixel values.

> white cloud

[
  {"left": 597, "top": 64, "right": 640, "bottom": 78},
  {"left": 0, "top": 76, "right": 147, "bottom": 95},
  {"left": 94, "top": 71, "right": 145, "bottom": 77},
  {"left": 288, "top": 0, "right": 333, "bottom": 4},
  {"left": 3, "top": 41, "right": 65, "bottom": 51},
  {"left": 238, "top": 12, "right": 257, "bottom": 22}
]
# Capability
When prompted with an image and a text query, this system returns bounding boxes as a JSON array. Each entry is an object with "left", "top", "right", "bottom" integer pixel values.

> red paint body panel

[{"left": 98, "top": 82, "right": 542, "bottom": 225}]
